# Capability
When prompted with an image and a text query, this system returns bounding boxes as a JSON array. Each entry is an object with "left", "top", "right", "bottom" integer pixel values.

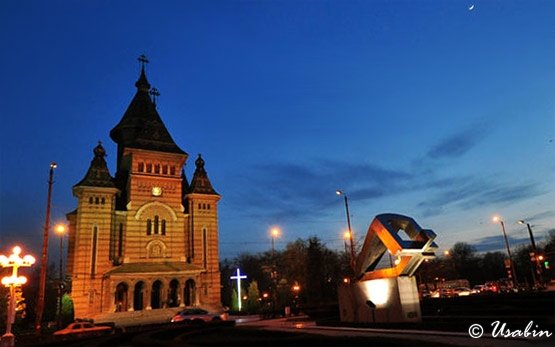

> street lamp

[
  {"left": 54, "top": 223, "right": 66, "bottom": 327},
  {"left": 1, "top": 246, "right": 35, "bottom": 347},
  {"left": 270, "top": 227, "right": 281, "bottom": 258},
  {"left": 36, "top": 161, "right": 57, "bottom": 333},
  {"left": 336, "top": 190, "right": 355, "bottom": 271},
  {"left": 517, "top": 220, "right": 542, "bottom": 287},
  {"left": 343, "top": 231, "right": 351, "bottom": 254},
  {"left": 493, "top": 216, "right": 518, "bottom": 287}
]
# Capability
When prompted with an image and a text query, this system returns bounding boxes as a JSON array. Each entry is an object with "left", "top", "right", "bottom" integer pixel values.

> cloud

[
  {"left": 229, "top": 159, "right": 413, "bottom": 221},
  {"left": 471, "top": 234, "right": 531, "bottom": 253},
  {"left": 426, "top": 126, "right": 487, "bottom": 160},
  {"left": 416, "top": 180, "right": 547, "bottom": 217}
]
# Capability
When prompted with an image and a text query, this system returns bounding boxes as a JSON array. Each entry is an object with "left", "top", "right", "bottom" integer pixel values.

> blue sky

[{"left": 0, "top": 0, "right": 554, "bottom": 260}]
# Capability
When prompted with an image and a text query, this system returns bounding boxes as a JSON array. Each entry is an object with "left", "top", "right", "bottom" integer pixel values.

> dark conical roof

[
  {"left": 109, "top": 67, "right": 186, "bottom": 155},
  {"left": 75, "top": 142, "right": 116, "bottom": 188},
  {"left": 188, "top": 154, "right": 218, "bottom": 195}
]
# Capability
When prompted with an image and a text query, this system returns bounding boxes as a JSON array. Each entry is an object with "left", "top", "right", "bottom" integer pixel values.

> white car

[{"left": 453, "top": 287, "right": 471, "bottom": 296}]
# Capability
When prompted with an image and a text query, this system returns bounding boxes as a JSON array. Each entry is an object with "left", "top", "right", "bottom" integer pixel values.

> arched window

[
  {"left": 146, "top": 163, "right": 152, "bottom": 173},
  {"left": 198, "top": 203, "right": 201, "bottom": 210},
  {"left": 89, "top": 197, "right": 93, "bottom": 204},
  {"left": 154, "top": 164, "right": 160, "bottom": 174},
  {"left": 154, "top": 215, "right": 159, "bottom": 234},
  {"left": 207, "top": 204, "right": 210, "bottom": 210},
  {"left": 138, "top": 162, "right": 144, "bottom": 172},
  {"left": 118, "top": 223, "right": 123, "bottom": 257},
  {"left": 95, "top": 197, "right": 99, "bottom": 204},
  {"left": 91, "top": 226, "right": 98, "bottom": 275},
  {"left": 162, "top": 165, "right": 168, "bottom": 174},
  {"left": 161, "top": 220, "right": 166, "bottom": 235},
  {"left": 203, "top": 228, "right": 208, "bottom": 269},
  {"left": 170, "top": 166, "right": 176, "bottom": 175},
  {"left": 147, "top": 219, "right": 152, "bottom": 235},
  {"left": 101, "top": 197, "right": 105, "bottom": 205}
]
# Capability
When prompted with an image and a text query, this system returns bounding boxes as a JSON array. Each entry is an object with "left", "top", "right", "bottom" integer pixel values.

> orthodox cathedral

[{"left": 65, "top": 60, "right": 221, "bottom": 319}]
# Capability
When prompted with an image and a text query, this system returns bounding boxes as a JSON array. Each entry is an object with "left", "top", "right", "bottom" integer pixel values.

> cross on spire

[
  {"left": 150, "top": 87, "right": 160, "bottom": 106},
  {"left": 138, "top": 54, "right": 149, "bottom": 69},
  {"left": 230, "top": 268, "right": 247, "bottom": 311}
]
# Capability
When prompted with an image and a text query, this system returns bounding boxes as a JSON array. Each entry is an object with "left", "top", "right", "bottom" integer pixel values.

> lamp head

[
  {"left": 336, "top": 190, "right": 343, "bottom": 196},
  {"left": 493, "top": 216, "right": 501, "bottom": 223},
  {"left": 517, "top": 220, "right": 525, "bottom": 225}
]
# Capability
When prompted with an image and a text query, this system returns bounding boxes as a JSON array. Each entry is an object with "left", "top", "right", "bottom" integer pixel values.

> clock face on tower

[{"left": 151, "top": 186, "right": 162, "bottom": 196}]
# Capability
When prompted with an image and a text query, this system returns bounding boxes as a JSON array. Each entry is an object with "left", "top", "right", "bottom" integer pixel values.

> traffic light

[{"left": 544, "top": 261, "right": 550, "bottom": 270}]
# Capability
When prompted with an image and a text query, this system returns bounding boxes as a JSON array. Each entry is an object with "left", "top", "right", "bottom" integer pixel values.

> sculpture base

[
  {"left": 0, "top": 333, "right": 14, "bottom": 347},
  {"left": 338, "top": 276, "right": 421, "bottom": 323}
]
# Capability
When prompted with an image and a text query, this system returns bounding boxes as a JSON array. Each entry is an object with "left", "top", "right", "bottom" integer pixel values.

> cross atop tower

[{"left": 138, "top": 54, "right": 149, "bottom": 69}]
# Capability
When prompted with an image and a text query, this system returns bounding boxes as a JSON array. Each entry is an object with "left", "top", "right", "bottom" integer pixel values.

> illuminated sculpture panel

[{"left": 339, "top": 213, "right": 437, "bottom": 323}]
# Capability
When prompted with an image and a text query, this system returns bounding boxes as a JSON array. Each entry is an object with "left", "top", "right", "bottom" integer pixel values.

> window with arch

[
  {"left": 89, "top": 197, "right": 93, "bottom": 204},
  {"left": 138, "top": 162, "right": 144, "bottom": 172},
  {"left": 147, "top": 219, "right": 152, "bottom": 235},
  {"left": 154, "top": 215, "right": 159, "bottom": 234},
  {"left": 101, "top": 197, "right": 105, "bottom": 205},
  {"left": 161, "top": 220, "right": 166, "bottom": 235},
  {"left": 170, "top": 166, "right": 176, "bottom": 175},
  {"left": 91, "top": 226, "right": 98, "bottom": 276},
  {"left": 146, "top": 163, "right": 152, "bottom": 173},
  {"left": 154, "top": 164, "right": 160, "bottom": 174},
  {"left": 203, "top": 228, "right": 207, "bottom": 269},
  {"left": 162, "top": 165, "right": 168, "bottom": 174},
  {"left": 95, "top": 197, "right": 99, "bottom": 204}
]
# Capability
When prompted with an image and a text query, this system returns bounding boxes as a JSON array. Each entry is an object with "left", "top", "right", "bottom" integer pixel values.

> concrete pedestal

[
  {"left": 338, "top": 276, "right": 421, "bottom": 323},
  {"left": 0, "top": 333, "right": 14, "bottom": 347}
]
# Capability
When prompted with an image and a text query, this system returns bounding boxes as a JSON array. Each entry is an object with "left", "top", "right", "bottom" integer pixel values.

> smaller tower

[
  {"left": 185, "top": 154, "right": 221, "bottom": 306},
  {"left": 66, "top": 142, "right": 119, "bottom": 318}
]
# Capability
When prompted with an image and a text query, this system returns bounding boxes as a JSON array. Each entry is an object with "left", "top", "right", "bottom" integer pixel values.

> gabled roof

[
  {"left": 109, "top": 67, "right": 186, "bottom": 155},
  {"left": 74, "top": 142, "right": 116, "bottom": 188},
  {"left": 188, "top": 154, "right": 218, "bottom": 195}
]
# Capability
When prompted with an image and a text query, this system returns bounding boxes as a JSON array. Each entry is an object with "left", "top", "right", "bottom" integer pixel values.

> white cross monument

[{"left": 230, "top": 268, "right": 247, "bottom": 311}]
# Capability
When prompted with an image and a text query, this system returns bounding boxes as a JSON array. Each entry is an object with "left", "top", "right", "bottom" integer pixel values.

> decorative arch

[
  {"left": 146, "top": 240, "right": 167, "bottom": 258},
  {"left": 135, "top": 201, "right": 178, "bottom": 222},
  {"left": 114, "top": 282, "right": 129, "bottom": 312}
]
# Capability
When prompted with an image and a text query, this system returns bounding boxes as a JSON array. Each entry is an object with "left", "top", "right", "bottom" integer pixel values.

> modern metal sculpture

[{"left": 338, "top": 213, "right": 438, "bottom": 323}]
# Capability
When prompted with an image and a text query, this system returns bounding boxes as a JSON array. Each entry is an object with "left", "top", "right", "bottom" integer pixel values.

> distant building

[{"left": 66, "top": 63, "right": 221, "bottom": 319}]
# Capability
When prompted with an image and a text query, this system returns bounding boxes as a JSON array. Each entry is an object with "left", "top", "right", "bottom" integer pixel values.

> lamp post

[
  {"left": 270, "top": 227, "right": 280, "bottom": 259},
  {"left": 336, "top": 190, "right": 355, "bottom": 271},
  {"left": 493, "top": 216, "right": 518, "bottom": 288},
  {"left": 55, "top": 224, "right": 66, "bottom": 328},
  {"left": 36, "top": 162, "right": 57, "bottom": 333},
  {"left": 518, "top": 220, "right": 542, "bottom": 287},
  {"left": 343, "top": 231, "right": 351, "bottom": 254},
  {"left": 1, "top": 246, "right": 36, "bottom": 347}
]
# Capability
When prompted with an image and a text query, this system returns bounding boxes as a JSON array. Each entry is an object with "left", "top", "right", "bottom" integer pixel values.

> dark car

[{"left": 170, "top": 308, "right": 226, "bottom": 324}]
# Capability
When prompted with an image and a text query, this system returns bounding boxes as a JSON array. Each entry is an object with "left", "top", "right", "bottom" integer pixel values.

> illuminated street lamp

[
  {"left": 36, "top": 161, "right": 57, "bottom": 333},
  {"left": 517, "top": 220, "right": 542, "bottom": 287},
  {"left": 493, "top": 216, "right": 518, "bottom": 287},
  {"left": 443, "top": 250, "right": 450, "bottom": 256},
  {"left": 270, "top": 227, "right": 281, "bottom": 257},
  {"left": 54, "top": 223, "right": 66, "bottom": 327},
  {"left": 343, "top": 231, "right": 351, "bottom": 254},
  {"left": 336, "top": 190, "right": 355, "bottom": 271},
  {"left": 1, "top": 246, "right": 35, "bottom": 347}
]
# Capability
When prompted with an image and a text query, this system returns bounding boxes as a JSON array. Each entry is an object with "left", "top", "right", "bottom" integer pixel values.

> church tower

[{"left": 66, "top": 59, "right": 221, "bottom": 321}]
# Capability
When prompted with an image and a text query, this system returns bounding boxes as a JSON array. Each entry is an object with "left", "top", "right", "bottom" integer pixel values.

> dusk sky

[{"left": 1, "top": 0, "right": 554, "bottom": 260}]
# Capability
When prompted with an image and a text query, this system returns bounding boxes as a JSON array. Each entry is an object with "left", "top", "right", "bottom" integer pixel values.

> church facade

[{"left": 66, "top": 64, "right": 221, "bottom": 319}]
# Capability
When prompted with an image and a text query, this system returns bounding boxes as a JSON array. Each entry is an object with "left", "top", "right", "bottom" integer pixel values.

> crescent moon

[{"left": 469, "top": 5, "right": 475, "bottom": 10}]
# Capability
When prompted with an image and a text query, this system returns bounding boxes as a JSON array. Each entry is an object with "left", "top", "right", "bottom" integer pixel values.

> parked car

[
  {"left": 453, "top": 287, "right": 471, "bottom": 296},
  {"left": 53, "top": 322, "right": 113, "bottom": 337},
  {"left": 170, "top": 308, "right": 227, "bottom": 324},
  {"left": 471, "top": 285, "right": 485, "bottom": 294},
  {"left": 430, "top": 288, "right": 456, "bottom": 298},
  {"left": 483, "top": 281, "right": 499, "bottom": 293}
]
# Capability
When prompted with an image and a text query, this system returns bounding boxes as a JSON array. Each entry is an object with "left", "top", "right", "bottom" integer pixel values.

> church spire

[
  {"left": 74, "top": 141, "right": 116, "bottom": 188},
  {"left": 188, "top": 154, "right": 218, "bottom": 195},
  {"left": 110, "top": 56, "right": 186, "bottom": 158}
]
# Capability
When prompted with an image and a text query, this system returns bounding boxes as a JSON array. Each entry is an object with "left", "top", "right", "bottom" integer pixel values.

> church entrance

[
  {"left": 151, "top": 280, "right": 163, "bottom": 309},
  {"left": 184, "top": 279, "right": 196, "bottom": 306},
  {"left": 115, "top": 282, "right": 128, "bottom": 312},
  {"left": 168, "top": 279, "right": 179, "bottom": 307},
  {"left": 133, "top": 281, "right": 145, "bottom": 311}
]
